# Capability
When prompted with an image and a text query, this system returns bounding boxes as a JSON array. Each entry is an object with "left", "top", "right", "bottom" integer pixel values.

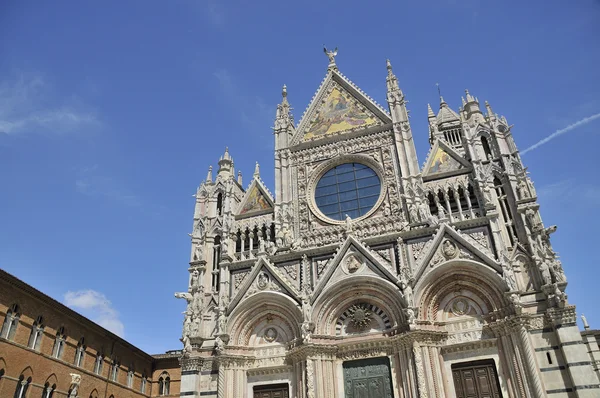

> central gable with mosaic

[{"left": 304, "top": 86, "right": 379, "bottom": 141}]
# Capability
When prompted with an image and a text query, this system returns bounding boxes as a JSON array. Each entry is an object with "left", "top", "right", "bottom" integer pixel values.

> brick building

[{"left": 0, "top": 269, "right": 181, "bottom": 398}]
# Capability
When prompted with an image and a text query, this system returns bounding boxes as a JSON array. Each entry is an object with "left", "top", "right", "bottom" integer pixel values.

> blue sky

[{"left": 0, "top": 1, "right": 598, "bottom": 354}]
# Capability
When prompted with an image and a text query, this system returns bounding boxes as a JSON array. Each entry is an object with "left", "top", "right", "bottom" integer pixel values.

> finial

[
  {"left": 237, "top": 170, "right": 243, "bottom": 185},
  {"left": 282, "top": 84, "right": 287, "bottom": 98},
  {"left": 436, "top": 82, "right": 442, "bottom": 100},
  {"left": 465, "top": 89, "right": 475, "bottom": 103},
  {"left": 254, "top": 162, "right": 260, "bottom": 178},
  {"left": 206, "top": 165, "right": 213, "bottom": 182},
  {"left": 323, "top": 46, "right": 338, "bottom": 69},
  {"left": 386, "top": 59, "right": 392, "bottom": 72},
  {"left": 485, "top": 100, "right": 494, "bottom": 116},
  {"left": 461, "top": 96, "right": 466, "bottom": 106}
]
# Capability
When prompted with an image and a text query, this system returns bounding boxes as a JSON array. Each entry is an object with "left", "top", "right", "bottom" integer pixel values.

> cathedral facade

[{"left": 177, "top": 54, "right": 600, "bottom": 398}]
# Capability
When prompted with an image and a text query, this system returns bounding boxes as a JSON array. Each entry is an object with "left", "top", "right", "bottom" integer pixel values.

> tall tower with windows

[{"left": 176, "top": 52, "right": 599, "bottom": 398}]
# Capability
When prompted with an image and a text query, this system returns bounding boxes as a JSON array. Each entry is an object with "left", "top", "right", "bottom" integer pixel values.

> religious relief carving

[
  {"left": 442, "top": 239, "right": 458, "bottom": 259},
  {"left": 502, "top": 262, "right": 518, "bottom": 291},
  {"left": 410, "top": 240, "right": 428, "bottom": 263},
  {"left": 344, "top": 253, "right": 363, "bottom": 274},
  {"left": 246, "top": 271, "right": 283, "bottom": 296},
  {"left": 348, "top": 304, "right": 373, "bottom": 330},
  {"left": 257, "top": 272, "right": 270, "bottom": 290},
  {"left": 263, "top": 327, "right": 278, "bottom": 343},
  {"left": 68, "top": 374, "right": 81, "bottom": 398}
]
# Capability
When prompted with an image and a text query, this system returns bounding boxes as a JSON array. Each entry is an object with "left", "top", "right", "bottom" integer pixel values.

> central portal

[
  {"left": 343, "top": 357, "right": 394, "bottom": 398},
  {"left": 253, "top": 383, "right": 289, "bottom": 398}
]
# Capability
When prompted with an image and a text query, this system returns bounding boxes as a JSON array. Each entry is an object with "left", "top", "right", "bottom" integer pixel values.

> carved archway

[
  {"left": 228, "top": 291, "right": 302, "bottom": 346},
  {"left": 312, "top": 275, "right": 404, "bottom": 335},
  {"left": 415, "top": 260, "right": 507, "bottom": 322}
]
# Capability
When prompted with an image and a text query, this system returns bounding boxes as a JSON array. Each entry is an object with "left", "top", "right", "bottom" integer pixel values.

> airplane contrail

[{"left": 521, "top": 112, "right": 600, "bottom": 155}]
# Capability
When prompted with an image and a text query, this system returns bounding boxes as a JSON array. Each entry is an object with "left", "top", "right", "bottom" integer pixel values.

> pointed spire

[
  {"left": 386, "top": 59, "right": 403, "bottom": 100},
  {"left": 253, "top": 162, "right": 260, "bottom": 179},
  {"left": 237, "top": 170, "right": 243, "bottom": 185},
  {"left": 206, "top": 166, "right": 213, "bottom": 183},
  {"left": 427, "top": 103, "right": 435, "bottom": 119},
  {"left": 485, "top": 100, "right": 494, "bottom": 116},
  {"left": 461, "top": 96, "right": 466, "bottom": 106},
  {"left": 217, "top": 147, "right": 234, "bottom": 178},
  {"left": 465, "top": 89, "right": 475, "bottom": 103},
  {"left": 439, "top": 96, "right": 447, "bottom": 108}
]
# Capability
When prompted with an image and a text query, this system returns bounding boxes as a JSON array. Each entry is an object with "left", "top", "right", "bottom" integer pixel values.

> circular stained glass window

[{"left": 314, "top": 163, "right": 381, "bottom": 221}]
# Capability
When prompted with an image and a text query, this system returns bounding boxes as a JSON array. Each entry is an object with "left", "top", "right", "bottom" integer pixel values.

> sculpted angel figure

[{"left": 323, "top": 46, "right": 338, "bottom": 64}]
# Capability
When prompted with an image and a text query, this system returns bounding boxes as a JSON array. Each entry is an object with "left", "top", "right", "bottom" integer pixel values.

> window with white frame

[
  {"left": 51, "top": 326, "right": 66, "bottom": 359},
  {"left": 94, "top": 353, "right": 104, "bottom": 375},
  {"left": 1, "top": 304, "right": 20, "bottom": 340},
  {"left": 110, "top": 360, "right": 119, "bottom": 382},
  {"left": 27, "top": 315, "right": 44, "bottom": 350},
  {"left": 158, "top": 373, "right": 170, "bottom": 396},
  {"left": 74, "top": 337, "right": 85, "bottom": 367},
  {"left": 42, "top": 381, "right": 56, "bottom": 398},
  {"left": 141, "top": 376, "right": 147, "bottom": 393},
  {"left": 127, "top": 367, "right": 134, "bottom": 388},
  {"left": 14, "top": 375, "right": 31, "bottom": 398}
]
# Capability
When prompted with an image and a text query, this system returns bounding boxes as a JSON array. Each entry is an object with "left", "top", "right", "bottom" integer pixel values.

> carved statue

[
  {"left": 552, "top": 285, "right": 567, "bottom": 308},
  {"left": 408, "top": 204, "right": 419, "bottom": 223},
  {"left": 301, "top": 295, "right": 311, "bottom": 322},
  {"left": 175, "top": 292, "right": 192, "bottom": 304},
  {"left": 68, "top": 374, "right": 81, "bottom": 398},
  {"left": 582, "top": 314, "right": 590, "bottom": 330},
  {"left": 502, "top": 263, "right": 518, "bottom": 291},
  {"left": 190, "top": 269, "right": 200, "bottom": 289},
  {"left": 404, "top": 307, "right": 416, "bottom": 326},
  {"left": 301, "top": 321, "right": 312, "bottom": 344},
  {"left": 214, "top": 335, "right": 225, "bottom": 353},
  {"left": 538, "top": 260, "right": 552, "bottom": 286},
  {"left": 323, "top": 46, "right": 338, "bottom": 64},
  {"left": 400, "top": 281, "right": 414, "bottom": 307},
  {"left": 193, "top": 243, "right": 203, "bottom": 262},
  {"left": 517, "top": 177, "right": 531, "bottom": 199},
  {"left": 216, "top": 308, "right": 227, "bottom": 335},
  {"left": 508, "top": 293, "right": 522, "bottom": 314},
  {"left": 550, "top": 259, "right": 567, "bottom": 283},
  {"left": 344, "top": 214, "right": 353, "bottom": 235}
]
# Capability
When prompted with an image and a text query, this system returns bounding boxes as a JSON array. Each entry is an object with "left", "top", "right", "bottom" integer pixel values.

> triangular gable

[
  {"left": 291, "top": 70, "right": 391, "bottom": 146},
  {"left": 235, "top": 178, "right": 274, "bottom": 219},
  {"left": 228, "top": 256, "right": 299, "bottom": 312},
  {"left": 413, "top": 224, "right": 500, "bottom": 283},
  {"left": 311, "top": 236, "right": 400, "bottom": 304},
  {"left": 422, "top": 139, "right": 471, "bottom": 180}
]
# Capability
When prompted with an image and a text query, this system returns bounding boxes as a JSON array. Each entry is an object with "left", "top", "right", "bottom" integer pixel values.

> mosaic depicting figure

[{"left": 305, "top": 88, "right": 377, "bottom": 139}]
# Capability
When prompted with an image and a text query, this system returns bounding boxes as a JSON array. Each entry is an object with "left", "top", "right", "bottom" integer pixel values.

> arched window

[
  {"left": 1, "top": 304, "right": 20, "bottom": 340},
  {"left": 109, "top": 359, "right": 119, "bottom": 382},
  {"left": 158, "top": 373, "right": 170, "bottom": 396},
  {"left": 481, "top": 136, "right": 492, "bottom": 159},
  {"left": 14, "top": 375, "right": 31, "bottom": 398},
  {"left": 427, "top": 192, "right": 437, "bottom": 217},
  {"left": 28, "top": 315, "right": 44, "bottom": 350},
  {"left": 42, "top": 382, "right": 56, "bottom": 398},
  {"left": 212, "top": 235, "right": 221, "bottom": 292},
  {"left": 216, "top": 192, "right": 223, "bottom": 216},
  {"left": 93, "top": 353, "right": 104, "bottom": 375},
  {"left": 494, "top": 177, "right": 517, "bottom": 246},
  {"left": 141, "top": 375, "right": 147, "bottom": 393},
  {"left": 74, "top": 337, "right": 85, "bottom": 367},
  {"left": 51, "top": 327, "right": 65, "bottom": 359},
  {"left": 127, "top": 366, "right": 134, "bottom": 388}
]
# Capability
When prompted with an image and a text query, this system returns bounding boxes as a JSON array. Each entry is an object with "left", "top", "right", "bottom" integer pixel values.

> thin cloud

[
  {"left": 213, "top": 68, "right": 273, "bottom": 147},
  {"left": 521, "top": 112, "right": 600, "bottom": 155},
  {"left": 75, "top": 166, "right": 141, "bottom": 208},
  {"left": 537, "top": 179, "right": 600, "bottom": 205},
  {"left": 0, "top": 72, "right": 99, "bottom": 135},
  {"left": 64, "top": 290, "right": 125, "bottom": 337}
]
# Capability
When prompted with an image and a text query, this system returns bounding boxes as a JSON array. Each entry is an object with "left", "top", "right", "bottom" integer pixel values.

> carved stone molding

[
  {"left": 180, "top": 357, "right": 204, "bottom": 372},
  {"left": 546, "top": 305, "right": 577, "bottom": 326}
]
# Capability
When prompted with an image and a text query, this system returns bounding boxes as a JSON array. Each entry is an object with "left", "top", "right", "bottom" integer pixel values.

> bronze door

[
  {"left": 343, "top": 357, "right": 394, "bottom": 398},
  {"left": 253, "top": 383, "right": 289, "bottom": 398},
  {"left": 452, "top": 359, "right": 502, "bottom": 398}
]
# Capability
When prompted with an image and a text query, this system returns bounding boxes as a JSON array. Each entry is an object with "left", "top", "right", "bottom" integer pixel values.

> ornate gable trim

[
  {"left": 234, "top": 177, "right": 274, "bottom": 219},
  {"left": 413, "top": 224, "right": 501, "bottom": 283},
  {"left": 229, "top": 256, "right": 300, "bottom": 312},
  {"left": 422, "top": 139, "right": 472, "bottom": 181},
  {"left": 290, "top": 69, "right": 392, "bottom": 146},
  {"left": 311, "top": 235, "right": 400, "bottom": 304}
]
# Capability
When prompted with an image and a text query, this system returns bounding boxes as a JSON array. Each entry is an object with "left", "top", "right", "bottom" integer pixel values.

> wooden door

[
  {"left": 253, "top": 383, "right": 289, "bottom": 398},
  {"left": 343, "top": 357, "right": 394, "bottom": 398},
  {"left": 452, "top": 359, "right": 502, "bottom": 398}
]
